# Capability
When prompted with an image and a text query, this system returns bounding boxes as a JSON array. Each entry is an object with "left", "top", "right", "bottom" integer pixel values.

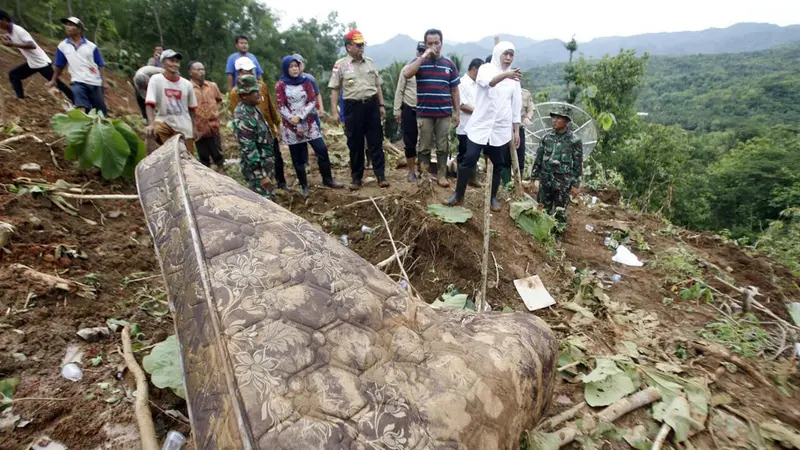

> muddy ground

[{"left": 1, "top": 37, "right": 799, "bottom": 449}]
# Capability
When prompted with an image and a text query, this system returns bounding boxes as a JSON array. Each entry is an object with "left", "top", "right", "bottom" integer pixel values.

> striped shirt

[{"left": 414, "top": 57, "right": 460, "bottom": 118}]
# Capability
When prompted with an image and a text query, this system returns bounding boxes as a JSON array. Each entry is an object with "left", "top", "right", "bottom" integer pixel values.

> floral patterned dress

[{"left": 275, "top": 80, "right": 321, "bottom": 145}]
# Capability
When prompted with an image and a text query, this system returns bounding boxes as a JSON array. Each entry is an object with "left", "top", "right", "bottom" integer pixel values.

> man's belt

[{"left": 345, "top": 95, "right": 378, "bottom": 104}]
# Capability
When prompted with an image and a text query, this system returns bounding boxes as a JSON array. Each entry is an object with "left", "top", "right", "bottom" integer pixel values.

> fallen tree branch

[
  {"left": 11, "top": 263, "right": 96, "bottom": 299},
  {"left": 0, "top": 134, "right": 62, "bottom": 170},
  {"left": 537, "top": 401, "right": 586, "bottom": 431},
  {"left": 652, "top": 423, "right": 671, "bottom": 450},
  {"left": 551, "top": 387, "right": 662, "bottom": 447},
  {"left": 375, "top": 246, "right": 410, "bottom": 270},
  {"left": 691, "top": 341, "right": 777, "bottom": 392},
  {"left": 122, "top": 325, "right": 159, "bottom": 450},
  {"left": 54, "top": 192, "right": 139, "bottom": 200},
  {"left": 370, "top": 197, "right": 414, "bottom": 297}
]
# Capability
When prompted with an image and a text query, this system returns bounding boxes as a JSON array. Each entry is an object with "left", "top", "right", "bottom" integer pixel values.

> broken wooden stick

[
  {"left": 54, "top": 192, "right": 139, "bottom": 200},
  {"left": 122, "top": 325, "right": 159, "bottom": 450},
  {"left": 652, "top": 423, "right": 671, "bottom": 450},
  {"left": 690, "top": 340, "right": 777, "bottom": 392},
  {"left": 478, "top": 160, "right": 494, "bottom": 312},
  {"left": 536, "top": 401, "right": 587, "bottom": 431},
  {"left": 370, "top": 197, "right": 414, "bottom": 297},
  {"left": 552, "top": 387, "right": 662, "bottom": 447},
  {"left": 11, "top": 263, "right": 96, "bottom": 299},
  {"left": 375, "top": 246, "right": 410, "bottom": 270}
]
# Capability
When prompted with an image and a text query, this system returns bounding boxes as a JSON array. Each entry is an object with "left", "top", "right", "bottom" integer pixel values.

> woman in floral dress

[{"left": 275, "top": 55, "right": 344, "bottom": 196}]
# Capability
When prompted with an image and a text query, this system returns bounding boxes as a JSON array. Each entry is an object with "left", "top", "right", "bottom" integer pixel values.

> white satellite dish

[{"left": 523, "top": 102, "right": 598, "bottom": 178}]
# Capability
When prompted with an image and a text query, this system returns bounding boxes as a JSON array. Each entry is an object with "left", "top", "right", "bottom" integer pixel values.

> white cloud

[{"left": 267, "top": 0, "right": 800, "bottom": 45}]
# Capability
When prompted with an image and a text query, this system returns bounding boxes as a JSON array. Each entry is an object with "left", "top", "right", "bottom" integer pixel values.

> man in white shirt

[
  {"left": 445, "top": 41, "right": 521, "bottom": 210},
  {"left": 456, "top": 58, "right": 485, "bottom": 188},
  {"left": 0, "top": 10, "right": 72, "bottom": 102},
  {"left": 144, "top": 49, "right": 197, "bottom": 153},
  {"left": 48, "top": 17, "right": 109, "bottom": 115}
]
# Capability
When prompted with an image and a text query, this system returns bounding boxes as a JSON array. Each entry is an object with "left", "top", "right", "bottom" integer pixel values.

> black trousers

[
  {"left": 9, "top": 63, "right": 73, "bottom": 102},
  {"left": 195, "top": 134, "right": 225, "bottom": 167},
  {"left": 517, "top": 126, "right": 527, "bottom": 175},
  {"left": 136, "top": 91, "right": 147, "bottom": 120},
  {"left": 462, "top": 138, "right": 508, "bottom": 200},
  {"left": 273, "top": 141, "right": 287, "bottom": 187},
  {"left": 400, "top": 103, "right": 417, "bottom": 158},
  {"left": 344, "top": 97, "right": 385, "bottom": 183},
  {"left": 456, "top": 134, "right": 468, "bottom": 166},
  {"left": 288, "top": 137, "right": 334, "bottom": 187}
]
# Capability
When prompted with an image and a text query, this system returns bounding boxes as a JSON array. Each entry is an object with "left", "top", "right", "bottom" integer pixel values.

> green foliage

[
  {"left": 582, "top": 358, "right": 636, "bottom": 407},
  {"left": 427, "top": 204, "right": 473, "bottom": 223},
  {"left": 680, "top": 282, "right": 713, "bottom": 303},
  {"left": 51, "top": 109, "right": 146, "bottom": 180},
  {"left": 381, "top": 61, "right": 407, "bottom": 140},
  {"left": 697, "top": 314, "right": 770, "bottom": 358},
  {"left": 142, "top": 335, "right": 186, "bottom": 399},
  {"left": 509, "top": 199, "right": 557, "bottom": 243},
  {"left": 648, "top": 246, "right": 702, "bottom": 283}
]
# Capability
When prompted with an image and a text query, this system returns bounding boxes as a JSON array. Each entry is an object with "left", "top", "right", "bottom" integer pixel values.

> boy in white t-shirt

[
  {"left": 0, "top": 9, "right": 72, "bottom": 102},
  {"left": 144, "top": 49, "right": 197, "bottom": 153}
]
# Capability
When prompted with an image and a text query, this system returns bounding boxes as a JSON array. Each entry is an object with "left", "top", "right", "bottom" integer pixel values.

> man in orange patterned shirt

[{"left": 189, "top": 60, "right": 225, "bottom": 170}]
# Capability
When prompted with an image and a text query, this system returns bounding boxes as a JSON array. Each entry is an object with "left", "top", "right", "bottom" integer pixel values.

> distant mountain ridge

[{"left": 366, "top": 23, "right": 800, "bottom": 69}]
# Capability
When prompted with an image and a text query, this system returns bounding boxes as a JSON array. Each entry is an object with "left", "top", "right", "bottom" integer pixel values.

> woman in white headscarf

[{"left": 445, "top": 41, "right": 522, "bottom": 210}]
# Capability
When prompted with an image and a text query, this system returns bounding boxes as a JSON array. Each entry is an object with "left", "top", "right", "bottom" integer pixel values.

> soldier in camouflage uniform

[
  {"left": 531, "top": 106, "right": 583, "bottom": 234},
  {"left": 232, "top": 75, "right": 276, "bottom": 198}
]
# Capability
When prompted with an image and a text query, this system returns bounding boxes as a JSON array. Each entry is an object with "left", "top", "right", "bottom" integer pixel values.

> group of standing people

[
  {"left": 2, "top": 12, "right": 108, "bottom": 115},
  {"left": 392, "top": 30, "right": 583, "bottom": 232},
  {"left": 1, "top": 13, "right": 584, "bottom": 233}
]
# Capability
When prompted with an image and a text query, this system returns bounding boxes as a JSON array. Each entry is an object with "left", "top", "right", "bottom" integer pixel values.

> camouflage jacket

[
  {"left": 532, "top": 130, "right": 583, "bottom": 187},
  {"left": 233, "top": 103, "right": 274, "bottom": 175}
]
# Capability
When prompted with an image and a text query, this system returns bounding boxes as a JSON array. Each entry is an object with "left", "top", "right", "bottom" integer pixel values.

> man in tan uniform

[
  {"left": 330, "top": 29, "right": 389, "bottom": 189},
  {"left": 394, "top": 41, "right": 425, "bottom": 182},
  {"left": 518, "top": 88, "right": 536, "bottom": 177}
]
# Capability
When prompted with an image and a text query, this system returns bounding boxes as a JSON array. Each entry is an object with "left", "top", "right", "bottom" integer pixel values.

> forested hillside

[
  {"left": 3, "top": 0, "right": 350, "bottom": 94},
  {"left": 527, "top": 42, "right": 800, "bottom": 131}
]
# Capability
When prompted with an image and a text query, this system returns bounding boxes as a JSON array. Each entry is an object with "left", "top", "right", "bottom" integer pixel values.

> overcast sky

[{"left": 269, "top": 0, "right": 800, "bottom": 45}]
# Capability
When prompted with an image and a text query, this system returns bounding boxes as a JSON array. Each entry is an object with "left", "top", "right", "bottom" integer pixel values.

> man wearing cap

[
  {"left": 189, "top": 60, "right": 225, "bottom": 171},
  {"left": 232, "top": 75, "right": 276, "bottom": 198},
  {"left": 403, "top": 29, "right": 461, "bottom": 187},
  {"left": 226, "top": 34, "right": 264, "bottom": 92},
  {"left": 531, "top": 106, "right": 583, "bottom": 235},
  {"left": 48, "top": 16, "right": 108, "bottom": 115},
  {"left": 394, "top": 42, "right": 425, "bottom": 182},
  {"left": 0, "top": 10, "right": 73, "bottom": 103},
  {"left": 229, "top": 56, "right": 288, "bottom": 190},
  {"left": 329, "top": 29, "right": 389, "bottom": 190},
  {"left": 144, "top": 49, "right": 198, "bottom": 153}
]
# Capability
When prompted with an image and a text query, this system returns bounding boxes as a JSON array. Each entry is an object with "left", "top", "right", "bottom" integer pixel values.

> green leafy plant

[
  {"left": 582, "top": 357, "right": 637, "bottom": 407},
  {"left": 697, "top": 314, "right": 769, "bottom": 358},
  {"left": 426, "top": 204, "right": 473, "bottom": 224},
  {"left": 649, "top": 246, "right": 702, "bottom": 283},
  {"left": 51, "top": 109, "right": 146, "bottom": 180},
  {"left": 509, "top": 199, "right": 557, "bottom": 244},
  {"left": 142, "top": 335, "right": 186, "bottom": 399},
  {"left": 680, "top": 281, "right": 714, "bottom": 303}
]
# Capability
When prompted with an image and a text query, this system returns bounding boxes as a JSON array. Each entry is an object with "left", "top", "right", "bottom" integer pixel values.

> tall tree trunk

[
  {"left": 151, "top": 2, "right": 164, "bottom": 46},
  {"left": 13, "top": 0, "right": 25, "bottom": 27},
  {"left": 66, "top": 0, "right": 73, "bottom": 16}
]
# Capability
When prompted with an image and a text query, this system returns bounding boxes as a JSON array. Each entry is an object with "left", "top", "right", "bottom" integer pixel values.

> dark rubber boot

[
  {"left": 490, "top": 164, "right": 503, "bottom": 210},
  {"left": 296, "top": 165, "right": 308, "bottom": 196},
  {"left": 445, "top": 166, "right": 472, "bottom": 206},
  {"left": 320, "top": 165, "right": 344, "bottom": 189}
]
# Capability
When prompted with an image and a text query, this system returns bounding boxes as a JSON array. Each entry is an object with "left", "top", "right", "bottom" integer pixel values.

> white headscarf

[{"left": 491, "top": 41, "right": 515, "bottom": 71}]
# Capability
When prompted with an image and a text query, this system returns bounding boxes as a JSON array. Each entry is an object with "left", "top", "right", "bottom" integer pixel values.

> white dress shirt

[
  {"left": 465, "top": 44, "right": 521, "bottom": 147},
  {"left": 456, "top": 75, "right": 477, "bottom": 135}
]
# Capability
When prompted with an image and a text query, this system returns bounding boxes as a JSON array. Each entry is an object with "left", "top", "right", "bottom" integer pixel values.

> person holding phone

[{"left": 444, "top": 41, "right": 521, "bottom": 211}]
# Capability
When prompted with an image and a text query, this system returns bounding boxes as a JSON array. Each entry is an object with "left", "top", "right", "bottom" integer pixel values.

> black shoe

[
  {"left": 278, "top": 182, "right": 289, "bottom": 190},
  {"left": 379, "top": 179, "right": 390, "bottom": 188},
  {"left": 444, "top": 193, "right": 463, "bottom": 206},
  {"left": 349, "top": 181, "right": 362, "bottom": 191},
  {"left": 323, "top": 179, "right": 345, "bottom": 189}
]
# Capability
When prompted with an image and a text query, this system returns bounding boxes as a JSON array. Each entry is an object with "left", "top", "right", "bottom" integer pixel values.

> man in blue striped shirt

[{"left": 403, "top": 29, "right": 460, "bottom": 187}]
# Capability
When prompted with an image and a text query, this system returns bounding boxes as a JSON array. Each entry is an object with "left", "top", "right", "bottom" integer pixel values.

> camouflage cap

[
  {"left": 549, "top": 106, "right": 573, "bottom": 122},
  {"left": 237, "top": 74, "right": 259, "bottom": 94}
]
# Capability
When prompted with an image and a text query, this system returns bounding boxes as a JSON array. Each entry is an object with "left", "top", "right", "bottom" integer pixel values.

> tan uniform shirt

[
  {"left": 328, "top": 55, "right": 380, "bottom": 100},
  {"left": 521, "top": 89, "right": 535, "bottom": 122},
  {"left": 393, "top": 70, "right": 417, "bottom": 116}
]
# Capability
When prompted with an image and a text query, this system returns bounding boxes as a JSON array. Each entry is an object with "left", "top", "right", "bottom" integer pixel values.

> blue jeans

[{"left": 72, "top": 82, "right": 108, "bottom": 116}]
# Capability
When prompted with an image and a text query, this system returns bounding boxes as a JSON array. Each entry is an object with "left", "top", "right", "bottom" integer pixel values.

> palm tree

[
  {"left": 380, "top": 61, "right": 407, "bottom": 139},
  {"left": 564, "top": 36, "right": 580, "bottom": 103},
  {"left": 447, "top": 53, "right": 464, "bottom": 74}
]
